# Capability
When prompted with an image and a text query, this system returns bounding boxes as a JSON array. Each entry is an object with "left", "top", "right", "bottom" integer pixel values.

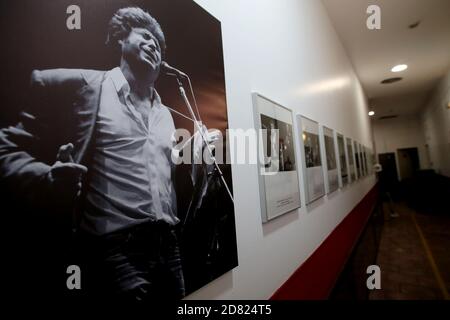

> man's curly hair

[{"left": 106, "top": 7, "right": 166, "bottom": 57}]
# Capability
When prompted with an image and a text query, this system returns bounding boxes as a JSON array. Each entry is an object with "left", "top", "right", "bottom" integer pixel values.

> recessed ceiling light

[
  {"left": 379, "top": 115, "right": 399, "bottom": 120},
  {"left": 391, "top": 64, "right": 408, "bottom": 72},
  {"left": 381, "top": 77, "right": 403, "bottom": 84},
  {"left": 368, "top": 111, "right": 375, "bottom": 116},
  {"left": 409, "top": 21, "right": 421, "bottom": 29}
]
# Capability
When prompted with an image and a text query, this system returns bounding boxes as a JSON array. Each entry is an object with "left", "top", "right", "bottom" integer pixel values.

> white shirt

[{"left": 81, "top": 67, "right": 179, "bottom": 235}]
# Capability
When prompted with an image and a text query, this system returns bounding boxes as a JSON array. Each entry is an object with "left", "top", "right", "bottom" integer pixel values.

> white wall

[
  {"left": 188, "top": 0, "right": 376, "bottom": 299},
  {"left": 421, "top": 70, "right": 450, "bottom": 177},
  {"left": 373, "top": 115, "right": 429, "bottom": 179}
]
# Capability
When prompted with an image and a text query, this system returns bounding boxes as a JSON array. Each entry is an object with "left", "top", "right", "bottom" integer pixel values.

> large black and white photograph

[
  {"left": 337, "top": 134, "right": 348, "bottom": 186},
  {"left": 323, "top": 126, "right": 338, "bottom": 193},
  {"left": 253, "top": 93, "right": 301, "bottom": 222},
  {"left": 299, "top": 116, "right": 325, "bottom": 204},
  {"left": 0, "top": 0, "right": 237, "bottom": 302}
]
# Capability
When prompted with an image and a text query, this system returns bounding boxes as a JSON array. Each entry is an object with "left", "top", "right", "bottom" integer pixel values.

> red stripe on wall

[{"left": 270, "top": 184, "right": 379, "bottom": 300}]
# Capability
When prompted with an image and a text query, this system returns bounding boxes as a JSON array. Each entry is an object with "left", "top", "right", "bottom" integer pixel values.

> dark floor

[{"left": 369, "top": 202, "right": 450, "bottom": 300}]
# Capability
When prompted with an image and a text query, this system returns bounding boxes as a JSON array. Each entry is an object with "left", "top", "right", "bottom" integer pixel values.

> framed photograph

[
  {"left": 354, "top": 141, "right": 361, "bottom": 179},
  {"left": 347, "top": 137, "right": 356, "bottom": 182},
  {"left": 253, "top": 93, "right": 301, "bottom": 222},
  {"left": 323, "top": 126, "right": 339, "bottom": 193},
  {"left": 298, "top": 116, "right": 325, "bottom": 204},
  {"left": 337, "top": 133, "right": 349, "bottom": 186},
  {"left": 359, "top": 143, "right": 366, "bottom": 177},
  {"left": 362, "top": 146, "right": 368, "bottom": 176}
]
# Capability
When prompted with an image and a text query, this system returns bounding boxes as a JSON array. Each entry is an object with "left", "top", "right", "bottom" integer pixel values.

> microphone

[{"left": 161, "top": 61, "right": 188, "bottom": 78}]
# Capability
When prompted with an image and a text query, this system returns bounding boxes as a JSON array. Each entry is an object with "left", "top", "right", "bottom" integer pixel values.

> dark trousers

[{"left": 79, "top": 221, "right": 185, "bottom": 301}]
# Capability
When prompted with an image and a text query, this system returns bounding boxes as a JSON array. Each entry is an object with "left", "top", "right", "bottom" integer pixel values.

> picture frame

[
  {"left": 298, "top": 115, "right": 326, "bottom": 204},
  {"left": 336, "top": 133, "right": 349, "bottom": 187},
  {"left": 347, "top": 137, "right": 356, "bottom": 182},
  {"left": 252, "top": 93, "right": 301, "bottom": 222},
  {"left": 359, "top": 143, "right": 366, "bottom": 177},
  {"left": 354, "top": 141, "right": 361, "bottom": 179},
  {"left": 322, "top": 126, "right": 339, "bottom": 193}
]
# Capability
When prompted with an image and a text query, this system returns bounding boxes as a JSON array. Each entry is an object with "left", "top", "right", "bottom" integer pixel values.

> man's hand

[{"left": 47, "top": 143, "right": 88, "bottom": 204}]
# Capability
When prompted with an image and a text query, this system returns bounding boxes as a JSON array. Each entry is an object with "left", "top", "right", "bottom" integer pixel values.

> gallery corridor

[{"left": 323, "top": 0, "right": 450, "bottom": 302}]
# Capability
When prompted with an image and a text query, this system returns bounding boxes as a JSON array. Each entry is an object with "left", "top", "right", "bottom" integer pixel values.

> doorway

[
  {"left": 397, "top": 148, "right": 420, "bottom": 180},
  {"left": 378, "top": 152, "right": 399, "bottom": 195}
]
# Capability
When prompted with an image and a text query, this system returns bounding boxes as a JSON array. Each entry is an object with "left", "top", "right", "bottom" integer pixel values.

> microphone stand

[{"left": 173, "top": 76, "right": 234, "bottom": 204}]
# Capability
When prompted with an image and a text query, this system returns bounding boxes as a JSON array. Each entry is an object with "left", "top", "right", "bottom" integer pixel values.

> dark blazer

[
  {"left": 0, "top": 69, "right": 106, "bottom": 208},
  {"left": 0, "top": 69, "right": 108, "bottom": 297}
]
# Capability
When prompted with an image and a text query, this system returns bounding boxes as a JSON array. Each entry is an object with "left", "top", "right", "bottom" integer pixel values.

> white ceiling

[{"left": 322, "top": 0, "right": 450, "bottom": 117}]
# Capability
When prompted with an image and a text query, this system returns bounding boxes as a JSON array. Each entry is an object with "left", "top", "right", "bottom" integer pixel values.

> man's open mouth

[{"left": 143, "top": 49, "right": 156, "bottom": 63}]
